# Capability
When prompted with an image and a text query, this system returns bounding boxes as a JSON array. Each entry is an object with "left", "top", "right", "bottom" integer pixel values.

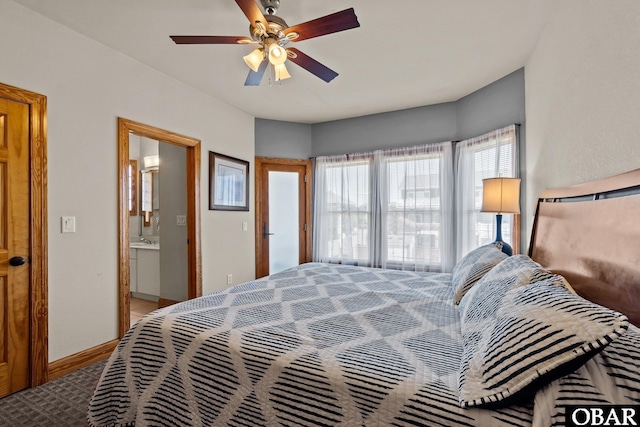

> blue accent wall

[
  {"left": 254, "top": 119, "right": 313, "bottom": 159},
  {"left": 311, "top": 102, "right": 457, "bottom": 156},
  {"left": 255, "top": 68, "right": 525, "bottom": 160}
]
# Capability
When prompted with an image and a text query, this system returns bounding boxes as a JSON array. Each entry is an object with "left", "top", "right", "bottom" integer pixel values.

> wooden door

[
  {"left": 0, "top": 98, "right": 30, "bottom": 397},
  {"left": 255, "top": 158, "right": 312, "bottom": 278}
]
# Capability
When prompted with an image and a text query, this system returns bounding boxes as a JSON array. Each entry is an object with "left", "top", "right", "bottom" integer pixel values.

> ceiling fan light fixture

[
  {"left": 274, "top": 63, "right": 291, "bottom": 81},
  {"left": 243, "top": 48, "right": 265, "bottom": 72},
  {"left": 268, "top": 43, "right": 287, "bottom": 66}
]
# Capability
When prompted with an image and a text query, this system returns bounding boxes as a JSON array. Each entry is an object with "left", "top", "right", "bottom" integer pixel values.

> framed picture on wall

[{"left": 209, "top": 151, "right": 250, "bottom": 211}]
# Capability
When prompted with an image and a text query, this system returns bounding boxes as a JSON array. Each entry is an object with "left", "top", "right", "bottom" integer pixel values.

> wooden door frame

[
  {"left": 255, "top": 157, "right": 312, "bottom": 278},
  {"left": 0, "top": 82, "right": 48, "bottom": 387},
  {"left": 117, "top": 118, "right": 202, "bottom": 338}
]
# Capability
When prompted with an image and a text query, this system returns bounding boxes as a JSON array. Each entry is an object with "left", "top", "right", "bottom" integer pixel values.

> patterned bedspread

[{"left": 88, "top": 263, "right": 640, "bottom": 426}]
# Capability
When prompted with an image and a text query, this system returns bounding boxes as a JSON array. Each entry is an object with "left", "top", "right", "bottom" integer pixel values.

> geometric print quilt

[{"left": 87, "top": 263, "right": 640, "bottom": 427}]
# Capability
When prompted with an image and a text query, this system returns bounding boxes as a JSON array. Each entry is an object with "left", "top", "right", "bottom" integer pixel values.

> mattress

[{"left": 88, "top": 263, "right": 640, "bottom": 426}]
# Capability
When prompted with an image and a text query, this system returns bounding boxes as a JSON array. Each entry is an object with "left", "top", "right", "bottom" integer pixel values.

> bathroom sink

[{"left": 130, "top": 242, "right": 160, "bottom": 250}]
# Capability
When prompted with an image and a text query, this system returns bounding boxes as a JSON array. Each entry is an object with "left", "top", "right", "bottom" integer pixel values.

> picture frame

[{"left": 209, "top": 151, "right": 250, "bottom": 211}]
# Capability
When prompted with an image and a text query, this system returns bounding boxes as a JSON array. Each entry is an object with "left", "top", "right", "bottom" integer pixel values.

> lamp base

[
  {"left": 493, "top": 240, "right": 513, "bottom": 256},
  {"left": 493, "top": 214, "right": 513, "bottom": 256}
]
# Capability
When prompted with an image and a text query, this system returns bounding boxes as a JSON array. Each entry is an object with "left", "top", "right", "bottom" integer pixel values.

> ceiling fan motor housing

[
  {"left": 250, "top": 13, "right": 289, "bottom": 45},
  {"left": 261, "top": 0, "right": 280, "bottom": 15}
]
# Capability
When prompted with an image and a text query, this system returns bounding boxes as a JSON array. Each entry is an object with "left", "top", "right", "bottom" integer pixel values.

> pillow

[
  {"left": 457, "top": 254, "right": 559, "bottom": 315},
  {"left": 452, "top": 243, "right": 508, "bottom": 304},
  {"left": 457, "top": 256, "right": 629, "bottom": 408}
]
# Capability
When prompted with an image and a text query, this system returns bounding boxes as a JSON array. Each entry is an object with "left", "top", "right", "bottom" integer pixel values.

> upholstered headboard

[{"left": 529, "top": 168, "right": 640, "bottom": 327}]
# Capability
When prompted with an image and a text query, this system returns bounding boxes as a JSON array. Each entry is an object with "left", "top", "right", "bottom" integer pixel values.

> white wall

[
  {"left": 0, "top": 1, "right": 256, "bottom": 361},
  {"left": 525, "top": 0, "right": 640, "bottom": 239}
]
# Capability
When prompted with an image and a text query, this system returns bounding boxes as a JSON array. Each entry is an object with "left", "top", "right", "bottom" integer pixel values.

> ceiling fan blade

[
  {"left": 235, "top": 0, "right": 269, "bottom": 29},
  {"left": 170, "top": 35, "right": 253, "bottom": 44},
  {"left": 287, "top": 48, "right": 338, "bottom": 83},
  {"left": 284, "top": 8, "right": 360, "bottom": 42},
  {"left": 245, "top": 60, "right": 269, "bottom": 86}
]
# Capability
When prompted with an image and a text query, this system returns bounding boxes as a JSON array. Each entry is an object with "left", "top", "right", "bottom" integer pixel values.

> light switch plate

[
  {"left": 242, "top": 221, "right": 248, "bottom": 231},
  {"left": 176, "top": 215, "right": 186, "bottom": 226},
  {"left": 61, "top": 216, "right": 76, "bottom": 233}
]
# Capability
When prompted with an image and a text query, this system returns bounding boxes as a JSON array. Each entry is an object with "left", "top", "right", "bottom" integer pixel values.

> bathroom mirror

[
  {"left": 128, "top": 160, "right": 138, "bottom": 216},
  {"left": 140, "top": 169, "right": 155, "bottom": 227},
  {"left": 132, "top": 138, "right": 160, "bottom": 235}
]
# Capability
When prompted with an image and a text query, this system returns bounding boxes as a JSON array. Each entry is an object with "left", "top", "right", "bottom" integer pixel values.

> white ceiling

[{"left": 12, "top": 0, "right": 555, "bottom": 124}]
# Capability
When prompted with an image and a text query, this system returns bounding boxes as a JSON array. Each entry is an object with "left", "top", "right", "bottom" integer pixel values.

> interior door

[
  {"left": 255, "top": 158, "right": 311, "bottom": 278},
  {"left": 0, "top": 97, "right": 30, "bottom": 397}
]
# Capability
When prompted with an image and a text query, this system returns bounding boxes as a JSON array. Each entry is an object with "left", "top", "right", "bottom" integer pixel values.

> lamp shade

[
  {"left": 274, "top": 63, "right": 291, "bottom": 81},
  {"left": 481, "top": 177, "right": 521, "bottom": 214},
  {"left": 268, "top": 44, "right": 287, "bottom": 66},
  {"left": 243, "top": 48, "right": 264, "bottom": 72}
]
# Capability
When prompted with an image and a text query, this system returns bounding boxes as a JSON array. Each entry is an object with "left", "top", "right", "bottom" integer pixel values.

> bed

[{"left": 88, "top": 169, "right": 640, "bottom": 427}]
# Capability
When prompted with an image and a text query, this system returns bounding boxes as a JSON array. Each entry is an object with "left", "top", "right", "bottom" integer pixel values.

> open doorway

[
  {"left": 117, "top": 118, "right": 202, "bottom": 338},
  {"left": 128, "top": 136, "right": 190, "bottom": 325}
]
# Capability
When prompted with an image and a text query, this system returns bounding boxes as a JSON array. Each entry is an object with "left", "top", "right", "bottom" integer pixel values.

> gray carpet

[{"left": 0, "top": 360, "right": 107, "bottom": 427}]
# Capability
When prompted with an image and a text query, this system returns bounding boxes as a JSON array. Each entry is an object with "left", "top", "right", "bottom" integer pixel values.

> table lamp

[{"left": 480, "top": 177, "right": 521, "bottom": 256}]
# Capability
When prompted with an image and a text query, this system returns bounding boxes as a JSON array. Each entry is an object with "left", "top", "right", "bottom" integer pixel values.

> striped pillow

[
  {"left": 452, "top": 243, "right": 508, "bottom": 304},
  {"left": 457, "top": 255, "right": 629, "bottom": 408}
]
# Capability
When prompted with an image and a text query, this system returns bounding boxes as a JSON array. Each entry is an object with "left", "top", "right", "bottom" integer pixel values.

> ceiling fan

[{"left": 170, "top": 0, "right": 360, "bottom": 86}]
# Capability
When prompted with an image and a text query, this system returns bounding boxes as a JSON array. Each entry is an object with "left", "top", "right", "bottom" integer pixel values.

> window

[
  {"left": 456, "top": 125, "right": 518, "bottom": 260},
  {"left": 313, "top": 125, "right": 518, "bottom": 272},
  {"left": 313, "top": 154, "right": 372, "bottom": 265},
  {"left": 314, "top": 143, "right": 453, "bottom": 271},
  {"left": 378, "top": 143, "right": 454, "bottom": 271}
]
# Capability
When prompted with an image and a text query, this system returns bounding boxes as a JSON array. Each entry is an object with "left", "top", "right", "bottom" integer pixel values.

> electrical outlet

[{"left": 227, "top": 274, "right": 232, "bottom": 285}]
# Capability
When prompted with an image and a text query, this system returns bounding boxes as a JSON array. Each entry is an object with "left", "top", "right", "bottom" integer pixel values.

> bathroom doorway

[{"left": 117, "top": 118, "right": 202, "bottom": 338}]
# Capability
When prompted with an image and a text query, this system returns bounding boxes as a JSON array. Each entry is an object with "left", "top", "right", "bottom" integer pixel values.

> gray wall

[
  {"left": 311, "top": 103, "right": 458, "bottom": 156},
  {"left": 312, "top": 68, "right": 525, "bottom": 155},
  {"left": 159, "top": 143, "right": 189, "bottom": 303},
  {"left": 455, "top": 68, "right": 525, "bottom": 141},
  {"left": 255, "top": 68, "right": 525, "bottom": 159},
  {"left": 255, "top": 119, "right": 313, "bottom": 159}
]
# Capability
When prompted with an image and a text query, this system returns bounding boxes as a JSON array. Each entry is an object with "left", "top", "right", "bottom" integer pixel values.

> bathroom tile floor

[{"left": 130, "top": 297, "right": 159, "bottom": 326}]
